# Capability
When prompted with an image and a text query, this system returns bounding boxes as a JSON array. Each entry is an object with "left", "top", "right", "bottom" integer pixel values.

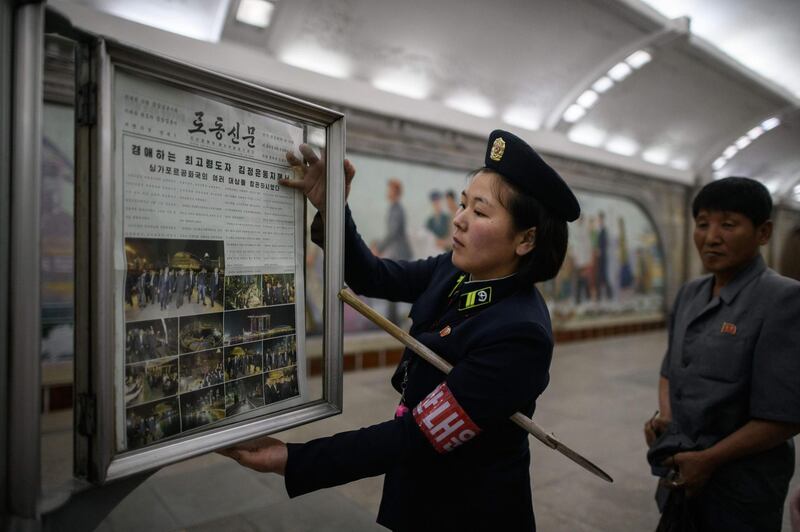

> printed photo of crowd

[
  {"left": 124, "top": 238, "right": 225, "bottom": 322},
  {"left": 224, "top": 342, "right": 264, "bottom": 381},
  {"left": 264, "top": 366, "right": 300, "bottom": 404},
  {"left": 125, "top": 356, "right": 179, "bottom": 407},
  {"left": 123, "top": 260, "right": 303, "bottom": 449},
  {"left": 179, "top": 348, "right": 224, "bottom": 393},
  {"left": 224, "top": 275, "right": 263, "bottom": 310},
  {"left": 124, "top": 266, "right": 300, "bottom": 450},
  {"left": 125, "top": 318, "right": 179, "bottom": 364},
  {"left": 263, "top": 335, "right": 297, "bottom": 371},
  {"left": 263, "top": 273, "right": 295, "bottom": 306}
]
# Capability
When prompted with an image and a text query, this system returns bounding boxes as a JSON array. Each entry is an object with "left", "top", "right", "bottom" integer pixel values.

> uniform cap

[{"left": 484, "top": 129, "right": 580, "bottom": 222}]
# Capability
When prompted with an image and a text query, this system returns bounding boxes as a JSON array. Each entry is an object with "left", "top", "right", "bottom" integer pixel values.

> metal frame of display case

[{"left": 74, "top": 37, "right": 345, "bottom": 484}]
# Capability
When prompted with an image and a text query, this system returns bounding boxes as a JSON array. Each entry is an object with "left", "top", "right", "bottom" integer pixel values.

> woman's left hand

[
  {"left": 281, "top": 144, "right": 355, "bottom": 214},
  {"left": 217, "top": 436, "right": 288, "bottom": 475}
]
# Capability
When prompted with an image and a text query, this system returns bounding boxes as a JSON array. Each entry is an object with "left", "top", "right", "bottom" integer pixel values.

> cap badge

[{"left": 490, "top": 137, "right": 506, "bottom": 161}]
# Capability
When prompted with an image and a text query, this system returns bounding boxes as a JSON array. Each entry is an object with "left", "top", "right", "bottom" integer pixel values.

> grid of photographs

[{"left": 124, "top": 238, "right": 300, "bottom": 450}]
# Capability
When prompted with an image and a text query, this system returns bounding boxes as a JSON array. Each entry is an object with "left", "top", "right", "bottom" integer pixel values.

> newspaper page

[{"left": 113, "top": 70, "right": 308, "bottom": 451}]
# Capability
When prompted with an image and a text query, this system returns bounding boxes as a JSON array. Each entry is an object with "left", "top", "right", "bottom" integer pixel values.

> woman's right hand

[{"left": 281, "top": 144, "right": 356, "bottom": 214}]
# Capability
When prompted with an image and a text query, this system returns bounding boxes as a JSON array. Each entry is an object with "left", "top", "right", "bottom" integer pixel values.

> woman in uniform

[{"left": 220, "top": 130, "right": 580, "bottom": 531}]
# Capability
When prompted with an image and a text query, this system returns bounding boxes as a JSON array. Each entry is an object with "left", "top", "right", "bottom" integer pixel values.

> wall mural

[
  {"left": 41, "top": 112, "right": 668, "bottom": 361},
  {"left": 305, "top": 152, "right": 666, "bottom": 335}
]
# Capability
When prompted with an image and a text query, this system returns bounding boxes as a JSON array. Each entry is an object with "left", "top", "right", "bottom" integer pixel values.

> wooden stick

[{"left": 338, "top": 288, "right": 613, "bottom": 483}]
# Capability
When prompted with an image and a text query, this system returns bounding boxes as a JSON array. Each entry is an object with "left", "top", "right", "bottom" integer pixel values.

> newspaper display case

[{"left": 74, "top": 38, "right": 345, "bottom": 483}]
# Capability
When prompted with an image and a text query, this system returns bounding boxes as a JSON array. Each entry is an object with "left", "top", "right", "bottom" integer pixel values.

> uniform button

[
  {"left": 681, "top": 359, "right": 689, "bottom": 368},
  {"left": 675, "top": 390, "right": 682, "bottom": 400}
]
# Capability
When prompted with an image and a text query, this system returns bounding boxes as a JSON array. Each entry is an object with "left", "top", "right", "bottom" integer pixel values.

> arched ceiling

[{"left": 53, "top": 0, "right": 800, "bottom": 207}]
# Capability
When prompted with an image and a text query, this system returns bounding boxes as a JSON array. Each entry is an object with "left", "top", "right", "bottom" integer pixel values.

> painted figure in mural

[
  {"left": 617, "top": 217, "right": 634, "bottom": 296},
  {"left": 635, "top": 248, "right": 651, "bottom": 294},
  {"left": 644, "top": 177, "right": 800, "bottom": 531},
  {"left": 376, "top": 178, "right": 413, "bottom": 261},
  {"left": 445, "top": 189, "right": 458, "bottom": 219},
  {"left": 375, "top": 178, "right": 413, "bottom": 324},
  {"left": 594, "top": 211, "right": 613, "bottom": 300},
  {"left": 425, "top": 190, "right": 452, "bottom": 251},
  {"left": 221, "top": 130, "right": 581, "bottom": 530},
  {"left": 571, "top": 215, "right": 593, "bottom": 304}
]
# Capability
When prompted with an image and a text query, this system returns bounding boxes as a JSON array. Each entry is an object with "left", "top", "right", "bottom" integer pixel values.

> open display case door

[{"left": 74, "top": 37, "right": 345, "bottom": 484}]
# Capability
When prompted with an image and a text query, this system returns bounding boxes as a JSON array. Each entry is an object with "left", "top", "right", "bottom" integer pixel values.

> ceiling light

[
  {"left": 576, "top": 90, "right": 598, "bottom": 109},
  {"left": 568, "top": 123, "right": 606, "bottom": 147},
  {"left": 236, "top": 0, "right": 274, "bottom": 28},
  {"left": 605, "top": 136, "right": 639, "bottom": 156},
  {"left": 734, "top": 136, "right": 751, "bottom": 149},
  {"left": 562, "top": 104, "right": 586, "bottom": 123},
  {"left": 746, "top": 126, "right": 764, "bottom": 140},
  {"left": 443, "top": 93, "right": 494, "bottom": 118},
  {"left": 625, "top": 50, "right": 652, "bottom": 69},
  {"left": 89, "top": 0, "right": 230, "bottom": 42},
  {"left": 712, "top": 157, "right": 727, "bottom": 171},
  {"left": 372, "top": 71, "right": 430, "bottom": 100},
  {"left": 641, "top": 147, "right": 669, "bottom": 165},
  {"left": 608, "top": 62, "right": 632, "bottom": 82},
  {"left": 502, "top": 107, "right": 541, "bottom": 130},
  {"left": 279, "top": 45, "right": 351, "bottom": 78},
  {"left": 761, "top": 117, "right": 781, "bottom": 131},
  {"left": 723, "top": 145, "right": 738, "bottom": 159},
  {"left": 669, "top": 159, "right": 690, "bottom": 170},
  {"left": 592, "top": 77, "right": 614, "bottom": 93},
  {"left": 793, "top": 184, "right": 800, "bottom": 198}
]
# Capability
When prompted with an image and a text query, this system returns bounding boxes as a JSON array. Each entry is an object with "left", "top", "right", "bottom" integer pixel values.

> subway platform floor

[{"left": 90, "top": 331, "right": 799, "bottom": 531}]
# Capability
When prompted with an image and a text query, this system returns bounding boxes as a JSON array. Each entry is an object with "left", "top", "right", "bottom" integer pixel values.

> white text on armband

[{"left": 413, "top": 382, "right": 481, "bottom": 453}]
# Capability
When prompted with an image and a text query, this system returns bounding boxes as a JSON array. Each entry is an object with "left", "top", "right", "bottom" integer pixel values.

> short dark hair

[
  {"left": 472, "top": 168, "right": 569, "bottom": 285},
  {"left": 692, "top": 177, "right": 772, "bottom": 226}
]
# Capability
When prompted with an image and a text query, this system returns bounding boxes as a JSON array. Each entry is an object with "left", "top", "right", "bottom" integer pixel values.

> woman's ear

[{"left": 516, "top": 227, "right": 536, "bottom": 257}]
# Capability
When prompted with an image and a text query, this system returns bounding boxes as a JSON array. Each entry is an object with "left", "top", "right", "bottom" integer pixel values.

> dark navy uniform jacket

[
  {"left": 285, "top": 207, "right": 554, "bottom": 531},
  {"left": 649, "top": 255, "right": 800, "bottom": 531}
]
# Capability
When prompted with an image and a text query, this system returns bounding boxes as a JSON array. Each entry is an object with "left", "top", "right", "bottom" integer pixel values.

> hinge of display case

[
  {"left": 77, "top": 393, "right": 97, "bottom": 436},
  {"left": 76, "top": 81, "right": 97, "bottom": 126}
]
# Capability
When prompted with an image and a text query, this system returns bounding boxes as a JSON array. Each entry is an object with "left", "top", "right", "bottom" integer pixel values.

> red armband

[{"left": 413, "top": 382, "right": 481, "bottom": 453}]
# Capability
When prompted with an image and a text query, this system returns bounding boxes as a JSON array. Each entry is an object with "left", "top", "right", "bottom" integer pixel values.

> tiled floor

[{"left": 45, "top": 331, "right": 799, "bottom": 531}]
